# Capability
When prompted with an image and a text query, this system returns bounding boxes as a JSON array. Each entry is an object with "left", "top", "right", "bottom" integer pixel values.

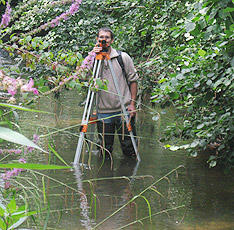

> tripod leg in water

[{"left": 73, "top": 59, "right": 102, "bottom": 165}]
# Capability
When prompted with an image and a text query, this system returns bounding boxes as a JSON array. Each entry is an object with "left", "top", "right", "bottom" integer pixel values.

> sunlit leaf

[
  {"left": 0, "top": 127, "right": 45, "bottom": 152},
  {"left": 152, "top": 115, "right": 160, "bottom": 121},
  {"left": 190, "top": 140, "right": 200, "bottom": 148},
  {"left": 191, "top": 152, "right": 198, "bottom": 157},
  {"left": 7, "top": 197, "right": 16, "bottom": 213},
  {"left": 209, "top": 160, "right": 217, "bottom": 168},
  {"left": 223, "top": 7, "right": 234, "bottom": 13},
  {"left": 185, "top": 22, "right": 196, "bottom": 32},
  {"left": 169, "top": 145, "right": 180, "bottom": 151},
  {"left": 197, "top": 124, "right": 204, "bottom": 129},
  {"left": 198, "top": 49, "right": 206, "bottom": 57}
]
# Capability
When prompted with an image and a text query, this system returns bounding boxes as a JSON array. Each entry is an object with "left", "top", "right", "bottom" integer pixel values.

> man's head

[
  {"left": 97, "top": 27, "right": 114, "bottom": 49},
  {"left": 97, "top": 27, "right": 114, "bottom": 40}
]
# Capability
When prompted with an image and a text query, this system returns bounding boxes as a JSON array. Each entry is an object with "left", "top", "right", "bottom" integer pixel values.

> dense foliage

[
  {"left": 0, "top": 0, "right": 233, "bottom": 170},
  {"left": 145, "top": 0, "right": 234, "bottom": 170}
]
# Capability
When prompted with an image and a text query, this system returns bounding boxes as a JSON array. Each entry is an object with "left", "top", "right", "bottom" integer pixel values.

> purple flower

[
  {"left": 15, "top": 149, "right": 22, "bottom": 154},
  {"left": 33, "top": 134, "right": 40, "bottom": 144},
  {"left": 19, "top": 158, "right": 26, "bottom": 163},
  {"left": 25, "top": 146, "right": 34, "bottom": 153},
  {"left": 0, "top": 2, "right": 12, "bottom": 28},
  {"left": 80, "top": 51, "right": 96, "bottom": 70},
  {"left": 21, "top": 78, "right": 39, "bottom": 95},
  {"left": 69, "top": 3, "right": 80, "bottom": 15},
  {"left": 0, "top": 149, "right": 22, "bottom": 155},
  {"left": 7, "top": 87, "right": 17, "bottom": 96},
  {"left": 4, "top": 181, "right": 11, "bottom": 189}
]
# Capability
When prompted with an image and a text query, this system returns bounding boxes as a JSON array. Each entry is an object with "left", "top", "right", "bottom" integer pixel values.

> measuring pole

[{"left": 108, "top": 60, "right": 141, "bottom": 162}]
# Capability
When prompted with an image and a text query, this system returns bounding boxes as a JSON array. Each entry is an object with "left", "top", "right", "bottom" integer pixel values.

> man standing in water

[{"left": 92, "top": 27, "right": 139, "bottom": 159}]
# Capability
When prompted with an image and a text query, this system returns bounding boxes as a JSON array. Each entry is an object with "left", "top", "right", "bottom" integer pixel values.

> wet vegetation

[{"left": 0, "top": 0, "right": 233, "bottom": 229}]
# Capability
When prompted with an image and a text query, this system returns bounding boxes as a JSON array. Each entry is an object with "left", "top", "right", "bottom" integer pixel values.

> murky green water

[
  {"left": 1, "top": 52, "right": 234, "bottom": 229},
  {"left": 15, "top": 89, "right": 233, "bottom": 230}
]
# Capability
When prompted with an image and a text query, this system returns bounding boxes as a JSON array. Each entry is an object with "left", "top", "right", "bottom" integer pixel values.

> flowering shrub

[
  {"left": 0, "top": 134, "right": 39, "bottom": 189},
  {"left": 31, "top": 0, "right": 83, "bottom": 34},
  {"left": 2, "top": 159, "right": 26, "bottom": 189}
]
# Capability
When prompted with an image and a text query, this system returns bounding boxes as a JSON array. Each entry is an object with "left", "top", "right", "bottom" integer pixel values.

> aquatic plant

[{"left": 0, "top": 195, "right": 37, "bottom": 230}]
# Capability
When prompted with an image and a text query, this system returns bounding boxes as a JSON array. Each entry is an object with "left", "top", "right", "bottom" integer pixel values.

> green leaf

[
  {"left": 0, "top": 127, "right": 45, "bottom": 152},
  {"left": 0, "top": 218, "right": 6, "bottom": 230},
  {"left": 7, "top": 197, "right": 17, "bottom": 213},
  {"left": 0, "top": 163, "right": 71, "bottom": 170},
  {"left": 224, "top": 79, "right": 231, "bottom": 86},
  {"left": 42, "top": 41, "right": 49, "bottom": 49},
  {"left": 158, "top": 78, "right": 167, "bottom": 84},
  {"left": 25, "top": 36, "right": 32, "bottom": 42},
  {"left": 198, "top": 49, "right": 206, "bottom": 57},
  {"left": 206, "top": 80, "right": 212, "bottom": 86},
  {"left": 190, "top": 140, "right": 199, "bottom": 148},
  {"left": 48, "top": 144, "right": 69, "bottom": 166},
  {"left": 223, "top": 7, "right": 234, "bottom": 13},
  {"left": 169, "top": 92, "right": 179, "bottom": 99},
  {"left": 0, "top": 207, "right": 5, "bottom": 216},
  {"left": 140, "top": 195, "right": 152, "bottom": 222}
]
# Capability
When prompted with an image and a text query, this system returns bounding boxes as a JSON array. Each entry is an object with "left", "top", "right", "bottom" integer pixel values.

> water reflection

[
  {"left": 93, "top": 157, "right": 140, "bottom": 230},
  {"left": 74, "top": 165, "right": 95, "bottom": 230}
]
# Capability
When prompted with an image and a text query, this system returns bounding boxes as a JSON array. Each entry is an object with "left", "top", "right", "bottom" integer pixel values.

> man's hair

[{"left": 97, "top": 27, "right": 114, "bottom": 39}]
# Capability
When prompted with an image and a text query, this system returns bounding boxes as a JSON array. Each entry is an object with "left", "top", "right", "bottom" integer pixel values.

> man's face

[{"left": 97, "top": 31, "right": 113, "bottom": 45}]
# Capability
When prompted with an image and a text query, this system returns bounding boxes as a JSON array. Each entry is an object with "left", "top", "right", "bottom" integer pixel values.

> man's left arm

[
  {"left": 123, "top": 52, "right": 139, "bottom": 117},
  {"left": 128, "top": 81, "right": 138, "bottom": 117}
]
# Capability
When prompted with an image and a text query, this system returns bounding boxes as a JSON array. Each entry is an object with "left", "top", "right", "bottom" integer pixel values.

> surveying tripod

[{"left": 73, "top": 50, "right": 141, "bottom": 165}]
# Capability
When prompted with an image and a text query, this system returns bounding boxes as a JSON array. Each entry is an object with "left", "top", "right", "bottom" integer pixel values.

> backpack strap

[{"left": 116, "top": 50, "right": 129, "bottom": 87}]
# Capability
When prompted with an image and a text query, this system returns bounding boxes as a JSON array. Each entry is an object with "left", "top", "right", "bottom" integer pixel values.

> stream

[{"left": 1, "top": 51, "right": 234, "bottom": 230}]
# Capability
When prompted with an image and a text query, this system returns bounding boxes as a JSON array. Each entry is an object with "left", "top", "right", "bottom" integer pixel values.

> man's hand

[
  {"left": 128, "top": 103, "right": 136, "bottom": 117},
  {"left": 92, "top": 44, "right": 102, "bottom": 53},
  {"left": 128, "top": 82, "right": 137, "bottom": 117}
]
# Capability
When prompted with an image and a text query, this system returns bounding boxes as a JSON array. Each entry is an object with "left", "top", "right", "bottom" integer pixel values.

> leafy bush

[{"left": 148, "top": 0, "right": 234, "bottom": 169}]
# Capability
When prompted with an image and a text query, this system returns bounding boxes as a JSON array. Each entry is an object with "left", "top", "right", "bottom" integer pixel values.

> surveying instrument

[{"left": 73, "top": 40, "right": 141, "bottom": 165}]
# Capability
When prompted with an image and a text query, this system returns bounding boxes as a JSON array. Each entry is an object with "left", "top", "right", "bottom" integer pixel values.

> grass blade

[
  {"left": 48, "top": 143, "right": 69, "bottom": 166},
  {"left": 0, "top": 163, "right": 71, "bottom": 170},
  {"left": 0, "top": 103, "right": 53, "bottom": 114}
]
